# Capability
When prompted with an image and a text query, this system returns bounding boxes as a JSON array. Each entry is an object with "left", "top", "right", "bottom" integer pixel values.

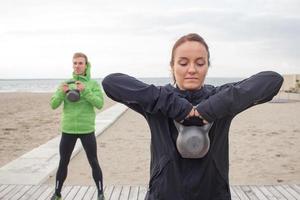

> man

[{"left": 50, "top": 52, "right": 105, "bottom": 200}]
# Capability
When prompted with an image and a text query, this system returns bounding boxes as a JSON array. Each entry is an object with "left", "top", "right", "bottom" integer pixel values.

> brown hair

[
  {"left": 170, "top": 33, "right": 210, "bottom": 67},
  {"left": 73, "top": 52, "right": 88, "bottom": 64}
]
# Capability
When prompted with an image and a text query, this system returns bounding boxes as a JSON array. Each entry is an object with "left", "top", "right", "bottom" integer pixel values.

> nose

[{"left": 187, "top": 64, "right": 197, "bottom": 73}]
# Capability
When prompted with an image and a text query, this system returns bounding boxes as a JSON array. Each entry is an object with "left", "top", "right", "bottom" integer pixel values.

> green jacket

[{"left": 50, "top": 62, "right": 104, "bottom": 134}]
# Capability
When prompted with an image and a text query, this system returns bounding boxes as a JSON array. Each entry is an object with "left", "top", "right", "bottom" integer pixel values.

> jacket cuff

[
  {"left": 176, "top": 103, "right": 193, "bottom": 122},
  {"left": 195, "top": 103, "right": 214, "bottom": 123},
  {"left": 81, "top": 88, "right": 92, "bottom": 98},
  {"left": 58, "top": 88, "right": 66, "bottom": 99}
]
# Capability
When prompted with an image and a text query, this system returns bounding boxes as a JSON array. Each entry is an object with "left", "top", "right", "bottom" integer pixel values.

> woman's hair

[
  {"left": 170, "top": 33, "right": 210, "bottom": 67},
  {"left": 73, "top": 52, "right": 88, "bottom": 64}
]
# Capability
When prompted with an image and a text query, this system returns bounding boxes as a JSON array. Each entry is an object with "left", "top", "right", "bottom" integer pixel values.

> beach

[
  {"left": 0, "top": 93, "right": 115, "bottom": 167},
  {"left": 0, "top": 93, "right": 299, "bottom": 186}
]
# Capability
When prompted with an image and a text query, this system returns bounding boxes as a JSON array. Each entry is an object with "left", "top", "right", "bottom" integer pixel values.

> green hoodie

[{"left": 50, "top": 62, "right": 104, "bottom": 134}]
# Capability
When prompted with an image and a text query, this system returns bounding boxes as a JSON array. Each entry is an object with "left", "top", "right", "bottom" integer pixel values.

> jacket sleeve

[
  {"left": 50, "top": 85, "right": 65, "bottom": 109},
  {"left": 196, "top": 71, "right": 284, "bottom": 122},
  {"left": 81, "top": 81, "right": 104, "bottom": 110},
  {"left": 102, "top": 73, "right": 193, "bottom": 121}
]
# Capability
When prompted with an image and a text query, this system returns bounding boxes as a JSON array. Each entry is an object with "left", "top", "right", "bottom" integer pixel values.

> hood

[{"left": 72, "top": 61, "right": 91, "bottom": 81}]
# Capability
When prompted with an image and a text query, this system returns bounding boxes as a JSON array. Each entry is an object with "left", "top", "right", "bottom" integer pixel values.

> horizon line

[{"left": 0, "top": 76, "right": 248, "bottom": 80}]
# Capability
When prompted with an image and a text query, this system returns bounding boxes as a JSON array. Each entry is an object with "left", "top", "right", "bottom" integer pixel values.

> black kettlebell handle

[
  {"left": 181, "top": 116, "right": 205, "bottom": 126},
  {"left": 65, "top": 80, "right": 79, "bottom": 92},
  {"left": 66, "top": 80, "right": 76, "bottom": 84}
]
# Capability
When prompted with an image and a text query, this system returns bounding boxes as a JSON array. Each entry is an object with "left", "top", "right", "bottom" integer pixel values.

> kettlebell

[
  {"left": 65, "top": 80, "right": 80, "bottom": 102},
  {"left": 174, "top": 120, "right": 213, "bottom": 159}
]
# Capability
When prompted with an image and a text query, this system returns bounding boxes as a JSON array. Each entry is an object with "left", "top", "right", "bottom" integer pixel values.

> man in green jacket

[{"left": 50, "top": 52, "right": 105, "bottom": 200}]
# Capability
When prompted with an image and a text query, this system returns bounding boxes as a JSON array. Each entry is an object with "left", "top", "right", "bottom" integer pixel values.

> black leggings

[{"left": 54, "top": 132, "right": 103, "bottom": 196}]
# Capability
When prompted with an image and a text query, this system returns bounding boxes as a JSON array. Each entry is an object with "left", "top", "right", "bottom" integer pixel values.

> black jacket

[{"left": 102, "top": 71, "right": 283, "bottom": 200}]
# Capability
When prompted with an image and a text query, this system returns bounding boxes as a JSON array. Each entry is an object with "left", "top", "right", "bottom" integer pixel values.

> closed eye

[
  {"left": 196, "top": 62, "right": 205, "bottom": 67},
  {"left": 196, "top": 58, "right": 205, "bottom": 67},
  {"left": 178, "top": 58, "right": 188, "bottom": 66},
  {"left": 179, "top": 62, "right": 188, "bottom": 66}
]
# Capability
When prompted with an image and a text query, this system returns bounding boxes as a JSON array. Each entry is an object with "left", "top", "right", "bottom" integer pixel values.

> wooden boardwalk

[{"left": 0, "top": 184, "right": 299, "bottom": 200}]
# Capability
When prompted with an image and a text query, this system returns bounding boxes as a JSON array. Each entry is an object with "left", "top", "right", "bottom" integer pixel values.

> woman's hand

[
  {"left": 184, "top": 107, "right": 208, "bottom": 124},
  {"left": 194, "top": 108, "right": 208, "bottom": 124},
  {"left": 187, "top": 108, "right": 196, "bottom": 118}
]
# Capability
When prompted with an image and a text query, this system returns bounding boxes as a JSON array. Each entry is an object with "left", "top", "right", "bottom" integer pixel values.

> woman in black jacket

[{"left": 102, "top": 33, "right": 283, "bottom": 200}]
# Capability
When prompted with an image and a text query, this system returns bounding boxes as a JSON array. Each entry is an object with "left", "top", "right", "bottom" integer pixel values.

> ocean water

[{"left": 0, "top": 77, "right": 243, "bottom": 93}]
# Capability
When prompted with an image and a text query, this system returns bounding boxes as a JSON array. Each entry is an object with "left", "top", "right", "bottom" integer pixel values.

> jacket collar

[{"left": 165, "top": 83, "right": 211, "bottom": 103}]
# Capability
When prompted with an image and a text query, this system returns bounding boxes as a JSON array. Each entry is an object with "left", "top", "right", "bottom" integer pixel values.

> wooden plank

[
  {"left": 0, "top": 185, "right": 17, "bottom": 198},
  {"left": 65, "top": 185, "right": 81, "bottom": 200},
  {"left": 2, "top": 185, "right": 23, "bottom": 199},
  {"left": 104, "top": 185, "right": 114, "bottom": 200},
  {"left": 110, "top": 185, "right": 122, "bottom": 200},
  {"left": 281, "top": 185, "right": 300, "bottom": 199},
  {"left": 249, "top": 186, "right": 268, "bottom": 200},
  {"left": 257, "top": 186, "right": 278, "bottom": 200},
  {"left": 265, "top": 185, "right": 288, "bottom": 200},
  {"left": 39, "top": 185, "right": 54, "bottom": 200},
  {"left": 137, "top": 186, "right": 147, "bottom": 200},
  {"left": 61, "top": 186, "right": 73, "bottom": 199},
  {"left": 18, "top": 185, "right": 42, "bottom": 200},
  {"left": 241, "top": 185, "right": 259, "bottom": 200},
  {"left": 82, "top": 186, "right": 96, "bottom": 200},
  {"left": 119, "top": 185, "right": 130, "bottom": 200},
  {"left": 291, "top": 184, "right": 300, "bottom": 194},
  {"left": 74, "top": 186, "right": 89, "bottom": 199},
  {"left": 128, "top": 186, "right": 139, "bottom": 200},
  {"left": 0, "top": 185, "right": 9, "bottom": 193},
  {"left": 25, "top": 185, "right": 49, "bottom": 199},
  {"left": 10, "top": 185, "right": 33, "bottom": 200},
  {"left": 230, "top": 186, "right": 240, "bottom": 200},
  {"left": 274, "top": 185, "right": 297, "bottom": 200},
  {"left": 1, "top": 184, "right": 299, "bottom": 200},
  {"left": 233, "top": 186, "right": 250, "bottom": 200}
]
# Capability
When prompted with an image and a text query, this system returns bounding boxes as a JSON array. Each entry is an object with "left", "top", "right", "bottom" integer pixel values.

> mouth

[{"left": 184, "top": 77, "right": 198, "bottom": 80}]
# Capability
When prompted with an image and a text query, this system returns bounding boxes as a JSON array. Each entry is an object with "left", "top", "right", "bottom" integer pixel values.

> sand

[
  {"left": 46, "top": 109, "right": 151, "bottom": 186},
  {"left": 0, "top": 93, "right": 115, "bottom": 167},
  {"left": 1, "top": 93, "right": 299, "bottom": 186},
  {"left": 47, "top": 98, "right": 300, "bottom": 186}
]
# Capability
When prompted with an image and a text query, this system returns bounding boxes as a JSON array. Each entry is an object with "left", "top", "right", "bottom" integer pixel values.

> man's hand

[
  {"left": 75, "top": 81, "right": 85, "bottom": 92},
  {"left": 61, "top": 83, "right": 69, "bottom": 93}
]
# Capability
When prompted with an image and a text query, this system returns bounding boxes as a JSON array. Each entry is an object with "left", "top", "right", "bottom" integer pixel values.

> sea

[{"left": 0, "top": 77, "right": 244, "bottom": 93}]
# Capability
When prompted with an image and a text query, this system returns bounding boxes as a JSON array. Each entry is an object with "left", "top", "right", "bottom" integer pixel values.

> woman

[
  {"left": 102, "top": 34, "right": 283, "bottom": 200},
  {"left": 50, "top": 53, "right": 105, "bottom": 200}
]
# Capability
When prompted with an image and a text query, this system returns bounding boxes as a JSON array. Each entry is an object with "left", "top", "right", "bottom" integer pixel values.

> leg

[
  {"left": 54, "top": 133, "right": 77, "bottom": 196},
  {"left": 80, "top": 133, "right": 104, "bottom": 196}
]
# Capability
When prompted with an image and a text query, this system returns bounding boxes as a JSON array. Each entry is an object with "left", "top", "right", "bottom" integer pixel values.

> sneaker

[
  {"left": 50, "top": 193, "right": 62, "bottom": 200},
  {"left": 98, "top": 194, "right": 105, "bottom": 200}
]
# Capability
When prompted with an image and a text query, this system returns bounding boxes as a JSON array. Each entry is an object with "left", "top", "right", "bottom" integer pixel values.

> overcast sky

[{"left": 1, "top": 0, "right": 299, "bottom": 79}]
